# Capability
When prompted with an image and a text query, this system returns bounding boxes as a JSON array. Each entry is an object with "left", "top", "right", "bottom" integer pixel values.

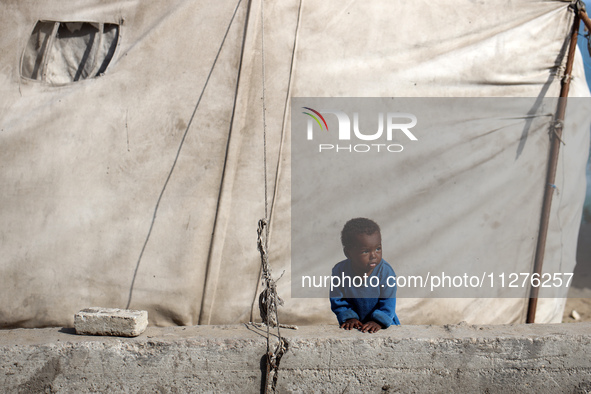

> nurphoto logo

[{"left": 302, "top": 106, "right": 418, "bottom": 153}]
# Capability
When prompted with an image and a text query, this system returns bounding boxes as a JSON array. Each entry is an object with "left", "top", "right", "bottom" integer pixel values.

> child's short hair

[{"left": 341, "top": 218, "right": 381, "bottom": 249}]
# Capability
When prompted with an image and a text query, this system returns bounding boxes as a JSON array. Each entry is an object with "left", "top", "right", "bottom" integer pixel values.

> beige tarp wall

[{"left": 0, "top": 0, "right": 588, "bottom": 328}]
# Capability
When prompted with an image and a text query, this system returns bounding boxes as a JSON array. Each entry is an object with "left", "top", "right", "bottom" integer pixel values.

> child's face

[{"left": 345, "top": 231, "right": 382, "bottom": 275}]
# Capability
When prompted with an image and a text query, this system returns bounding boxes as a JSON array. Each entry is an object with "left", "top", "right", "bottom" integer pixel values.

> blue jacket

[{"left": 330, "top": 258, "right": 400, "bottom": 327}]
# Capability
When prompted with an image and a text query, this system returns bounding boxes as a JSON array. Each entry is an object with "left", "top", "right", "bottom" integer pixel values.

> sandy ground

[{"left": 562, "top": 221, "right": 591, "bottom": 322}]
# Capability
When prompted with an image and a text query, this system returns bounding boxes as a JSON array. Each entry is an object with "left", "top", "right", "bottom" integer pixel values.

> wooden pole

[
  {"left": 526, "top": 8, "right": 581, "bottom": 323},
  {"left": 580, "top": 8, "right": 591, "bottom": 32}
]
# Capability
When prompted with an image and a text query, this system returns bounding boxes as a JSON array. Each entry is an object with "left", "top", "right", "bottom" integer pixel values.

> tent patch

[{"left": 21, "top": 21, "right": 119, "bottom": 84}]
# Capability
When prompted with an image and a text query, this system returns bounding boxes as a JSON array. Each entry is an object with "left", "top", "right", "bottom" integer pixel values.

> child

[{"left": 330, "top": 218, "right": 400, "bottom": 333}]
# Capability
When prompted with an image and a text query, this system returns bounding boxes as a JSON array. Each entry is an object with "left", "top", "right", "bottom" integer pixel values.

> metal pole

[{"left": 526, "top": 7, "right": 581, "bottom": 323}]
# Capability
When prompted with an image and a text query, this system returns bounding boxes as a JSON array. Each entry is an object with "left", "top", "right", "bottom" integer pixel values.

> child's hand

[
  {"left": 340, "top": 318, "right": 362, "bottom": 330},
  {"left": 360, "top": 320, "right": 382, "bottom": 333}
]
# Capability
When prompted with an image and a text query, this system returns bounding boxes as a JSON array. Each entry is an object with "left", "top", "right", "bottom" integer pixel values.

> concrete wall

[{"left": 1, "top": 323, "right": 590, "bottom": 393}]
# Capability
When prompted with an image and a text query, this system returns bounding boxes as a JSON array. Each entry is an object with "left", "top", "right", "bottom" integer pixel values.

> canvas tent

[{"left": 0, "top": 0, "right": 589, "bottom": 328}]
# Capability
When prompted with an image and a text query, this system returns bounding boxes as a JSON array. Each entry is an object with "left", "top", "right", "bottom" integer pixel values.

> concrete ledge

[{"left": 1, "top": 323, "right": 590, "bottom": 393}]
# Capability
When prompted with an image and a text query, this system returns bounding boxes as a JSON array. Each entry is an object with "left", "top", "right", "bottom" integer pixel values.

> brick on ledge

[{"left": 74, "top": 307, "right": 148, "bottom": 337}]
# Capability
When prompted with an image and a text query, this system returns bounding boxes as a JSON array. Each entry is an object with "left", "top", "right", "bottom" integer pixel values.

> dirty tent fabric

[{"left": 0, "top": 0, "right": 588, "bottom": 328}]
